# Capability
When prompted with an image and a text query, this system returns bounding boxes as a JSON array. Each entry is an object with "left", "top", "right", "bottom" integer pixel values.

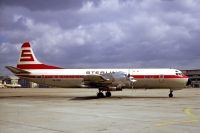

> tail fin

[
  {"left": 17, "top": 42, "right": 63, "bottom": 70},
  {"left": 18, "top": 42, "right": 41, "bottom": 65}
]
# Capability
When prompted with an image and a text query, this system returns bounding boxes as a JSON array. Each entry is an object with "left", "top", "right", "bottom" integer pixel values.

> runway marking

[
  {"left": 0, "top": 103, "right": 33, "bottom": 107},
  {"left": 184, "top": 108, "right": 197, "bottom": 119},
  {"left": 156, "top": 108, "right": 199, "bottom": 127},
  {"left": 0, "top": 119, "right": 67, "bottom": 133}
]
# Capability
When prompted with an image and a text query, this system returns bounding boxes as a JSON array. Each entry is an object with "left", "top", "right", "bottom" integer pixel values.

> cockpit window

[
  {"left": 175, "top": 69, "right": 183, "bottom": 76},
  {"left": 176, "top": 72, "right": 183, "bottom": 76}
]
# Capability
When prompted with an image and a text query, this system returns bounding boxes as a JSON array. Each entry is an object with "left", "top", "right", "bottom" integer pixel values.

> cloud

[
  {"left": 1, "top": 0, "right": 200, "bottom": 75},
  {"left": 0, "top": 0, "right": 86, "bottom": 11}
]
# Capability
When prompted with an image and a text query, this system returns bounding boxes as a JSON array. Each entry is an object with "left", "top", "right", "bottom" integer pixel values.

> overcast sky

[{"left": 1, "top": 0, "right": 200, "bottom": 75}]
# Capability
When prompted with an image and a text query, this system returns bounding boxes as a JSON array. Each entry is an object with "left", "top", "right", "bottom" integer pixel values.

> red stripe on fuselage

[
  {"left": 17, "top": 64, "right": 63, "bottom": 69},
  {"left": 17, "top": 75, "right": 188, "bottom": 79},
  {"left": 133, "top": 75, "right": 188, "bottom": 79},
  {"left": 18, "top": 75, "right": 82, "bottom": 79}
]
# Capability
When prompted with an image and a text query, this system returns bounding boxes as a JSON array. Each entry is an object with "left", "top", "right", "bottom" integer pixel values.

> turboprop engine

[{"left": 101, "top": 71, "right": 136, "bottom": 91}]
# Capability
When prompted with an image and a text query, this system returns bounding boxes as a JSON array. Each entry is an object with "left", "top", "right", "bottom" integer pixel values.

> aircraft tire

[
  {"left": 106, "top": 91, "right": 111, "bottom": 97},
  {"left": 97, "top": 92, "right": 104, "bottom": 98},
  {"left": 169, "top": 93, "right": 173, "bottom": 98}
]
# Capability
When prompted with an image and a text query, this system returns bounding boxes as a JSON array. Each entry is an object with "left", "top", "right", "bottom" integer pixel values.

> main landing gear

[
  {"left": 97, "top": 90, "right": 111, "bottom": 98},
  {"left": 97, "top": 91, "right": 104, "bottom": 98},
  {"left": 169, "top": 90, "right": 173, "bottom": 98},
  {"left": 105, "top": 91, "right": 111, "bottom": 97}
]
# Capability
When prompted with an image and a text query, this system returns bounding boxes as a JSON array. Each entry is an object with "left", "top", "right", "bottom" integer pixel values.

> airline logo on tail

[
  {"left": 20, "top": 49, "right": 34, "bottom": 62},
  {"left": 17, "top": 42, "right": 63, "bottom": 70},
  {"left": 18, "top": 42, "right": 40, "bottom": 64}
]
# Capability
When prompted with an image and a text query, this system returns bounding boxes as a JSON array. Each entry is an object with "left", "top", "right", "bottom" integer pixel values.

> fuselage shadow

[{"left": 70, "top": 95, "right": 178, "bottom": 100}]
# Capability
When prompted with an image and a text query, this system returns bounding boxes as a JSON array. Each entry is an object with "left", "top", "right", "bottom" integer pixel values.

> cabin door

[{"left": 159, "top": 74, "right": 164, "bottom": 83}]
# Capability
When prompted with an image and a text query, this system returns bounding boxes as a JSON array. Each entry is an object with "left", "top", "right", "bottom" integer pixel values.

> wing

[
  {"left": 83, "top": 74, "right": 112, "bottom": 87},
  {"left": 83, "top": 72, "right": 136, "bottom": 89}
]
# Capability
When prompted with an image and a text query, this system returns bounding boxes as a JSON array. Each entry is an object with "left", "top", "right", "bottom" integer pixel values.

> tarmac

[{"left": 0, "top": 88, "right": 199, "bottom": 133}]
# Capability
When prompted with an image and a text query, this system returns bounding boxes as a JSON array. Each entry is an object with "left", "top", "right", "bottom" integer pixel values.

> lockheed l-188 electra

[{"left": 6, "top": 42, "right": 189, "bottom": 98}]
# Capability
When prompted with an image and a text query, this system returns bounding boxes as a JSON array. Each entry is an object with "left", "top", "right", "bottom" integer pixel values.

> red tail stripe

[
  {"left": 17, "top": 64, "right": 63, "bottom": 69},
  {"left": 20, "top": 50, "right": 34, "bottom": 61},
  {"left": 22, "top": 42, "right": 31, "bottom": 48}
]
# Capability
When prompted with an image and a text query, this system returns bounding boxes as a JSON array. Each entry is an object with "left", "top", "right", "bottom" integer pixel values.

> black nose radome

[{"left": 186, "top": 79, "right": 191, "bottom": 86}]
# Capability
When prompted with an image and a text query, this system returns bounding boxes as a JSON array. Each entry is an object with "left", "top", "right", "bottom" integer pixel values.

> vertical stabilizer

[
  {"left": 17, "top": 42, "right": 63, "bottom": 70},
  {"left": 18, "top": 42, "right": 41, "bottom": 65}
]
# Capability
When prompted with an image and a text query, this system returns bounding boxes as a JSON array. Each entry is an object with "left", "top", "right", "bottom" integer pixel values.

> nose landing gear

[{"left": 169, "top": 90, "right": 173, "bottom": 98}]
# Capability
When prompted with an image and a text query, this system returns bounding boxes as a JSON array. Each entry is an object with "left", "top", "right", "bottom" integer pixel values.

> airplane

[
  {"left": 6, "top": 42, "right": 189, "bottom": 98},
  {"left": 0, "top": 80, "right": 21, "bottom": 88},
  {"left": 3, "top": 82, "right": 21, "bottom": 88}
]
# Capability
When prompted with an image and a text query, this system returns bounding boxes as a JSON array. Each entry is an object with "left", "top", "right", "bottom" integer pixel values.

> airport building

[
  {"left": 18, "top": 78, "right": 37, "bottom": 88},
  {"left": 0, "top": 75, "right": 38, "bottom": 88},
  {"left": 182, "top": 69, "right": 200, "bottom": 88},
  {"left": 3, "top": 76, "right": 19, "bottom": 84},
  {"left": 0, "top": 75, "right": 4, "bottom": 88}
]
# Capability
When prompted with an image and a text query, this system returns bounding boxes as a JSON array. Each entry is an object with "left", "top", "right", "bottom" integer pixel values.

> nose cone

[
  {"left": 182, "top": 75, "right": 189, "bottom": 87},
  {"left": 186, "top": 78, "right": 191, "bottom": 86}
]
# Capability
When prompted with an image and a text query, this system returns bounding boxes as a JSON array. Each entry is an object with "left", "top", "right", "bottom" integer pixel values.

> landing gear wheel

[
  {"left": 97, "top": 92, "right": 104, "bottom": 98},
  {"left": 169, "top": 93, "right": 173, "bottom": 98},
  {"left": 105, "top": 91, "right": 111, "bottom": 97},
  {"left": 169, "top": 90, "right": 173, "bottom": 98}
]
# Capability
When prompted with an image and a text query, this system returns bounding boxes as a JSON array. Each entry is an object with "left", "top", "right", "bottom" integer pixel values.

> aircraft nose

[{"left": 182, "top": 75, "right": 190, "bottom": 86}]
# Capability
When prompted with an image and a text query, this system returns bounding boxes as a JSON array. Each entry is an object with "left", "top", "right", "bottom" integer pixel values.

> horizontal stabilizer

[{"left": 5, "top": 66, "right": 30, "bottom": 74}]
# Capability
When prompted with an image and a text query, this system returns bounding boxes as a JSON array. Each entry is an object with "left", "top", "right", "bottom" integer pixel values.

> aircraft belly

[
  {"left": 133, "top": 78, "right": 187, "bottom": 89},
  {"left": 29, "top": 78, "right": 83, "bottom": 88},
  {"left": 20, "top": 76, "right": 187, "bottom": 89}
]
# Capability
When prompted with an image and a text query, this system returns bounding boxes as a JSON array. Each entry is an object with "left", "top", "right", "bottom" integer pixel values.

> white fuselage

[{"left": 17, "top": 68, "right": 188, "bottom": 89}]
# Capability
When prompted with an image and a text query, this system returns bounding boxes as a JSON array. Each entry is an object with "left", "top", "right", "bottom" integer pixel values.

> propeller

[
  {"left": 101, "top": 71, "right": 136, "bottom": 89},
  {"left": 127, "top": 73, "right": 136, "bottom": 89}
]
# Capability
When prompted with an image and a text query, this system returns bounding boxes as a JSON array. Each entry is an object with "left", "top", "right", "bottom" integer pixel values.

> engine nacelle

[
  {"left": 100, "top": 71, "right": 136, "bottom": 90},
  {"left": 101, "top": 86, "right": 123, "bottom": 91},
  {"left": 110, "top": 86, "right": 123, "bottom": 91}
]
